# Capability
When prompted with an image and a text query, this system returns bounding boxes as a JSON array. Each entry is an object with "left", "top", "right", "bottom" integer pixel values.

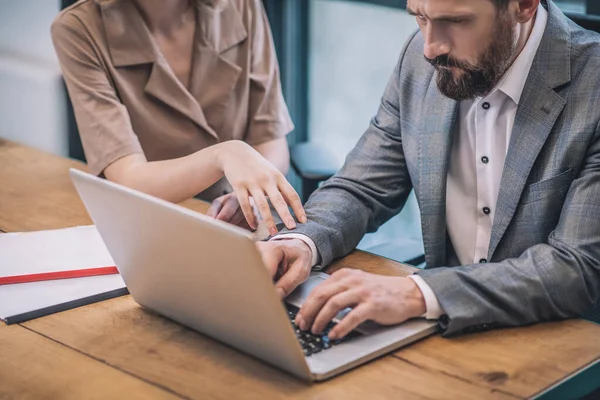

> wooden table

[{"left": 1, "top": 139, "right": 599, "bottom": 400}]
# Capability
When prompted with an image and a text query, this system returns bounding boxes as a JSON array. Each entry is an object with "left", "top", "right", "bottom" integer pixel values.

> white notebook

[{"left": 0, "top": 226, "right": 127, "bottom": 324}]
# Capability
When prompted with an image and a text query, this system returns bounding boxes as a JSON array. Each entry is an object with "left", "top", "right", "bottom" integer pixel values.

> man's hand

[
  {"left": 256, "top": 239, "right": 313, "bottom": 298},
  {"left": 207, "top": 193, "right": 251, "bottom": 230},
  {"left": 295, "top": 269, "right": 426, "bottom": 340}
]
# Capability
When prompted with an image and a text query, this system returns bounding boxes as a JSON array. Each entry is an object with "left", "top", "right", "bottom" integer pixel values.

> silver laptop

[{"left": 70, "top": 169, "right": 438, "bottom": 381}]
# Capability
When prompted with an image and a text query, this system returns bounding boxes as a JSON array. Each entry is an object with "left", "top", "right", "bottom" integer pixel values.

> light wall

[
  {"left": 309, "top": 0, "right": 424, "bottom": 256},
  {"left": 0, "top": 0, "right": 67, "bottom": 156},
  {"left": 309, "top": 0, "right": 417, "bottom": 163}
]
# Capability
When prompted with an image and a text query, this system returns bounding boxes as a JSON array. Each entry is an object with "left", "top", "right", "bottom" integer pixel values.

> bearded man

[{"left": 257, "top": 0, "right": 600, "bottom": 337}]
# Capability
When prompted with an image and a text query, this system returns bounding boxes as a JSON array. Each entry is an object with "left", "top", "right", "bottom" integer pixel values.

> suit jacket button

[{"left": 439, "top": 315, "right": 450, "bottom": 330}]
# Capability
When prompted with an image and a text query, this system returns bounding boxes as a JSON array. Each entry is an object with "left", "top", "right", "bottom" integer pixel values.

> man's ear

[{"left": 514, "top": 0, "right": 540, "bottom": 24}]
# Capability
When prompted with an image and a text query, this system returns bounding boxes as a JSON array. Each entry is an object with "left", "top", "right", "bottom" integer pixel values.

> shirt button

[
  {"left": 481, "top": 156, "right": 489, "bottom": 164},
  {"left": 483, "top": 207, "right": 491, "bottom": 215},
  {"left": 482, "top": 102, "right": 491, "bottom": 110},
  {"left": 480, "top": 258, "right": 488, "bottom": 263}
]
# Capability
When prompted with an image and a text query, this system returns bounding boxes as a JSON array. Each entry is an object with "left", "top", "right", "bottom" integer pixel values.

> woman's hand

[{"left": 215, "top": 141, "right": 306, "bottom": 235}]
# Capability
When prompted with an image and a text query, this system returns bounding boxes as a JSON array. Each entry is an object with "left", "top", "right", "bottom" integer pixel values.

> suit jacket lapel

[
  {"left": 488, "top": 0, "right": 571, "bottom": 258},
  {"left": 488, "top": 72, "right": 566, "bottom": 257},
  {"left": 420, "top": 78, "right": 459, "bottom": 268}
]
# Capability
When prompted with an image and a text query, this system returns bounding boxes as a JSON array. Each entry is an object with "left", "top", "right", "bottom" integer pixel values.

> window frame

[{"left": 342, "top": 0, "right": 599, "bottom": 17}]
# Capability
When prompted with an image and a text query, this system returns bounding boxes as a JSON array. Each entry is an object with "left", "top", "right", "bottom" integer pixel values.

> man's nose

[{"left": 422, "top": 25, "right": 450, "bottom": 61}]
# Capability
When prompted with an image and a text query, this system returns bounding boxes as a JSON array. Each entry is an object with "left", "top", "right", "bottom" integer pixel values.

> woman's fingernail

[
  {"left": 288, "top": 220, "right": 297, "bottom": 229},
  {"left": 300, "top": 214, "right": 307, "bottom": 223},
  {"left": 275, "top": 288, "right": 285, "bottom": 298},
  {"left": 270, "top": 226, "right": 278, "bottom": 236}
]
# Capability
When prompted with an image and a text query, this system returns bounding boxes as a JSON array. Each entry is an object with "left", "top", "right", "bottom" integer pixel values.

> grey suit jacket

[{"left": 286, "top": 0, "right": 600, "bottom": 336}]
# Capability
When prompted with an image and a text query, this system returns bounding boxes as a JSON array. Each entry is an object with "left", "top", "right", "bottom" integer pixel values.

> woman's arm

[
  {"left": 52, "top": 14, "right": 304, "bottom": 235},
  {"left": 252, "top": 138, "right": 290, "bottom": 175},
  {"left": 103, "top": 144, "right": 228, "bottom": 203},
  {"left": 104, "top": 139, "right": 303, "bottom": 235}
]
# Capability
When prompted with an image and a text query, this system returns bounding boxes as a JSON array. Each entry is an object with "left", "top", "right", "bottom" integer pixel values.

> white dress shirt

[{"left": 273, "top": 5, "right": 548, "bottom": 320}]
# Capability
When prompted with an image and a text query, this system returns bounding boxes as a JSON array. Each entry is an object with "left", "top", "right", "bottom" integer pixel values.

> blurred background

[{"left": 1, "top": 0, "right": 598, "bottom": 265}]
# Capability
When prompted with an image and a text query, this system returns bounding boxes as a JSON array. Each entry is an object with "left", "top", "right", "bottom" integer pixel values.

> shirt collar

[{"left": 495, "top": 4, "right": 548, "bottom": 105}]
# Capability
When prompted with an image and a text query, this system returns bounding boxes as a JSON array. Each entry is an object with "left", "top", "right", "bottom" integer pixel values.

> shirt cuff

[
  {"left": 408, "top": 275, "right": 444, "bottom": 320},
  {"left": 270, "top": 233, "right": 321, "bottom": 268}
]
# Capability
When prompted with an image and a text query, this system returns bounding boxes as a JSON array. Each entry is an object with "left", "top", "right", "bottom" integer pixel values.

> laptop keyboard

[{"left": 286, "top": 303, "right": 361, "bottom": 357}]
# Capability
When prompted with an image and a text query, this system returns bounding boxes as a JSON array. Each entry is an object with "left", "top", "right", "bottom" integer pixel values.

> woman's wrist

[
  {"left": 211, "top": 141, "right": 230, "bottom": 171},
  {"left": 212, "top": 140, "right": 251, "bottom": 171}
]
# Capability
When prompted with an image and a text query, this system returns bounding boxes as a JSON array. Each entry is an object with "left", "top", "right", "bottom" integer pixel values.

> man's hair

[{"left": 491, "top": 0, "right": 510, "bottom": 9}]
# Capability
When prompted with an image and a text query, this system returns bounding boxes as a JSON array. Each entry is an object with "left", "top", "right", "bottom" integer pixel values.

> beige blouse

[{"left": 52, "top": 0, "right": 293, "bottom": 200}]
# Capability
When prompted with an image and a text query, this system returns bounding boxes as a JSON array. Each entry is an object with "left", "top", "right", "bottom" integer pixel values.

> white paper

[
  {"left": 0, "top": 225, "right": 114, "bottom": 277},
  {"left": 0, "top": 274, "right": 126, "bottom": 321},
  {"left": 0, "top": 226, "right": 126, "bottom": 323}
]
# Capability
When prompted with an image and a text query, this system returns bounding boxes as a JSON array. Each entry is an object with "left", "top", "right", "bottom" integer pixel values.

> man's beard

[{"left": 425, "top": 13, "right": 517, "bottom": 101}]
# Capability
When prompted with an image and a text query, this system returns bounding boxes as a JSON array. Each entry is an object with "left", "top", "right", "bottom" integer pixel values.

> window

[
  {"left": 555, "top": 0, "right": 586, "bottom": 14},
  {"left": 266, "top": 0, "right": 600, "bottom": 265},
  {"left": 308, "top": 0, "right": 424, "bottom": 264}
]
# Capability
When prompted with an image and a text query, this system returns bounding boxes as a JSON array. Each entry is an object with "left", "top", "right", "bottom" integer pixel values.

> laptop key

[{"left": 285, "top": 303, "right": 361, "bottom": 357}]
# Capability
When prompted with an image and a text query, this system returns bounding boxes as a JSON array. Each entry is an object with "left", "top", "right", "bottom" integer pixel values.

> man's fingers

[
  {"left": 206, "top": 196, "right": 225, "bottom": 218},
  {"left": 311, "top": 289, "right": 362, "bottom": 335},
  {"left": 215, "top": 194, "right": 239, "bottom": 222},
  {"left": 256, "top": 242, "right": 284, "bottom": 278},
  {"left": 296, "top": 280, "right": 348, "bottom": 331},
  {"left": 274, "top": 257, "right": 310, "bottom": 299},
  {"left": 328, "top": 303, "right": 371, "bottom": 340},
  {"left": 230, "top": 208, "right": 248, "bottom": 227}
]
